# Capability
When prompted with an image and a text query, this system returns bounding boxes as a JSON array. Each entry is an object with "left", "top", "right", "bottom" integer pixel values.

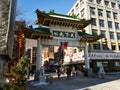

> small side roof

[
  {"left": 20, "top": 26, "right": 51, "bottom": 40},
  {"left": 78, "top": 31, "right": 104, "bottom": 42}
]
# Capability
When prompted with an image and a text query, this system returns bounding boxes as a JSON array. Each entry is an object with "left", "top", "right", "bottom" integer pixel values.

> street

[{"left": 26, "top": 72, "right": 120, "bottom": 90}]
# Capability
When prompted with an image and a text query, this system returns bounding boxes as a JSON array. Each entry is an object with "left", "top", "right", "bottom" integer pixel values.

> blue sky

[{"left": 16, "top": 0, "right": 76, "bottom": 25}]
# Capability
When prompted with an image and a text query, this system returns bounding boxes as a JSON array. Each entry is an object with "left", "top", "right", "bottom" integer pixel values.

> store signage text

[{"left": 89, "top": 53, "right": 120, "bottom": 60}]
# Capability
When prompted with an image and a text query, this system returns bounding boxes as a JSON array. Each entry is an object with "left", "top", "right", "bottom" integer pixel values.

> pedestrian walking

[
  {"left": 66, "top": 67, "right": 71, "bottom": 79},
  {"left": 71, "top": 66, "right": 76, "bottom": 77},
  {"left": 57, "top": 68, "right": 62, "bottom": 79},
  {"left": 76, "top": 67, "right": 81, "bottom": 76}
]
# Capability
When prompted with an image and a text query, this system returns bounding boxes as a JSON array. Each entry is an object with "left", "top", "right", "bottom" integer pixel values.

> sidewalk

[{"left": 26, "top": 73, "right": 120, "bottom": 90}]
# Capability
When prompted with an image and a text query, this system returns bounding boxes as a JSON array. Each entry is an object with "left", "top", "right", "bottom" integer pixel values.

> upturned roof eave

[
  {"left": 35, "top": 9, "right": 92, "bottom": 30},
  {"left": 21, "top": 27, "right": 51, "bottom": 39},
  {"left": 78, "top": 31, "right": 104, "bottom": 42}
]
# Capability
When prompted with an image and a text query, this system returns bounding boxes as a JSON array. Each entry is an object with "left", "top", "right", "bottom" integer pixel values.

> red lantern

[
  {"left": 17, "top": 29, "right": 23, "bottom": 47},
  {"left": 49, "top": 36, "right": 54, "bottom": 41}
]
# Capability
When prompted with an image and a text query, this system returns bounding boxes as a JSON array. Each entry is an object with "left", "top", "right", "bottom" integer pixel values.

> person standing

[
  {"left": 71, "top": 66, "right": 76, "bottom": 77},
  {"left": 66, "top": 67, "right": 71, "bottom": 79},
  {"left": 57, "top": 68, "right": 61, "bottom": 79}
]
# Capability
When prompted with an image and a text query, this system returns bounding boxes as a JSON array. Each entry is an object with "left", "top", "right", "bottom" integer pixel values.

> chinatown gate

[{"left": 21, "top": 9, "right": 103, "bottom": 85}]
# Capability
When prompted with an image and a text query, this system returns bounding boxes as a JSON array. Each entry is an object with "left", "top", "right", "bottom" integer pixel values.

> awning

[
  {"left": 111, "top": 42, "right": 116, "bottom": 46},
  {"left": 93, "top": 41, "right": 100, "bottom": 44}
]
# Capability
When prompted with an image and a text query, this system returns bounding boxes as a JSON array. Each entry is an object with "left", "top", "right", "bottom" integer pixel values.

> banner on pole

[{"left": 60, "top": 42, "right": 68, "bottom": 50}]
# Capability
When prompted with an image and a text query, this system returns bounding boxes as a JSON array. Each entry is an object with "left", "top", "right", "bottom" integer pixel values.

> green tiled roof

[
  {"left": 78, "top": 31, "right": 103, "bottom": 37},
  {"left": 35, "top": 9, "right": 92, "bottom": 30},
  {"left": 22, "top": 26, "right": 51, "bottom": 34},
  {"left": 47, "top": 12, "right": 85, "bottom": 21},
  {"left": 21, "top": 26, "right": 51, "bottom": 39},
  {"left": 38, "top": 9, "right": 86, "bottom": 21},
  {"left": 34, "top": 27, "right": 51, "bottom": 34},
  {"left": 78, "top": 31, "right": 104, "bottom": 42}
]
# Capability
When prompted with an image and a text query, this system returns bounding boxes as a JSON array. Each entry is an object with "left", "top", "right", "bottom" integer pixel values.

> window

[
  {"left": 71, "top": 9, "right": 74, "bottom": 14},
  {"left": 101, "top": 31, "right": 106, "bottom": 37},
  {"left": 117, "top": 33, "right": 120, "bottom": 40},
  {"left": 115, "top": 61, "right": 120, "bottom": 66},
  {"left": 112, "top": 44, "right": 116, "bottom": 50},
  {"left": 105, "top": 1, "right": 109, "bottom": 6},
  {"left": 102, "top": 61, "right": 108, "bottom": 67},
  {"left": 106, "top": 11, "right": 111, "bottom": 18},
  {"left": 110, "top": 32, "right": 114, "bottom": 39},
  {"left": 93, "top": 44, "right": 100, "bottom": 50},
  {"left": 108, "top": 21, "right": 112, "bottom": 28},
  {"left": 99, "top": 19, "right": 104, "bottom": 27},
  {"left": 92, "top": 18, "right": 96, "bottom": 26},
  {"left": 77, "top": 13, "right": 79, "bottom": 17},
  {"left": 111, "top": 2, "right": 116, "bottom": 8},
  {"left": 115, "top": 22, "right": 119, "bottom": 29},
  {"left": 80, "top": 0, "right": 84, "bottom": 6},
  {"left": 98, "top": 9, "right": 103, "bottom": 17},
  {"left": 75, "top": 3, "right": 79, "bottom": 11},
  {"left": 81, "top": 9, "right": 84, "bottom": 18},
  {"left": 92, "top": 29, "right": 98, "bottom": 35},
  {"left": 119, "top": 45, "right": 120, "bottom": 50},
  {"left": 90, "top": 7, "right": 95, "bottom": 15},
  {"left": 76, "top": 3, "right": 79, "bottom": 7},
  {"left": 96, "top": 0, "right": 101, "bottom": 4},
  {"left": 119, "top": 5, "right": 120, "bottom": 10},
  {"left": 89, "top": 0, "right": 93, "bottom": 2},
  {"left": 113, "top": 12, "right": 118, "bottom": 20},
  {"left": 102, "top": 44, "right": 109, "bottom": 50}
]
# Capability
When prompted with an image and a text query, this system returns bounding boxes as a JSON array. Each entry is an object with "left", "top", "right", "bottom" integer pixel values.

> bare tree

[{"left": 15, "top": 7, "right": 33, "bottom": 26}]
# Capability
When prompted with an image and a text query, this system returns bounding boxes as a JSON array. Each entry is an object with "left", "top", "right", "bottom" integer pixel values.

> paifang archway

[{"left": 21, "top": 9, "right": 103, "bottom": 82}]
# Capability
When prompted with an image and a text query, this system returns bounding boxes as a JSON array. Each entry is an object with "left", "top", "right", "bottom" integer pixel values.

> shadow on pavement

[{"left": 26, "top": 73, "right": 120, "bottom": 90}]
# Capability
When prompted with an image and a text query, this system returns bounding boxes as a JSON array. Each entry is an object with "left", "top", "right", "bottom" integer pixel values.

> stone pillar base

[
  {"left": 84, "top": 68, "right": 93, "bottom": 77},
  {"left": 33, "top": 69, "right": 49, "bottom": 86}
]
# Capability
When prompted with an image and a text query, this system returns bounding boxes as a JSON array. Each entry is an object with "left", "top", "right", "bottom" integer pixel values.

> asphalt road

[{"left": 26, "top": 72, "right": 120, "bottom": 90}]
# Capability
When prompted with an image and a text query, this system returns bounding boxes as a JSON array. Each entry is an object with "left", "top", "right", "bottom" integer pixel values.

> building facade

[
  {"left": 0, "top": 0, "right": 17, "bottom": 57},
  {"left": 0, "top": 0, "right": 17, "bottom": 87},
  {"left": 68, "top": 0, "right": 120, "bottom": 72}
]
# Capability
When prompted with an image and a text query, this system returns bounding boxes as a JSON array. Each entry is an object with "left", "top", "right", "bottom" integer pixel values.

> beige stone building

[{"left": 68, "top": 0, "right": 120, "bottom": 72}]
